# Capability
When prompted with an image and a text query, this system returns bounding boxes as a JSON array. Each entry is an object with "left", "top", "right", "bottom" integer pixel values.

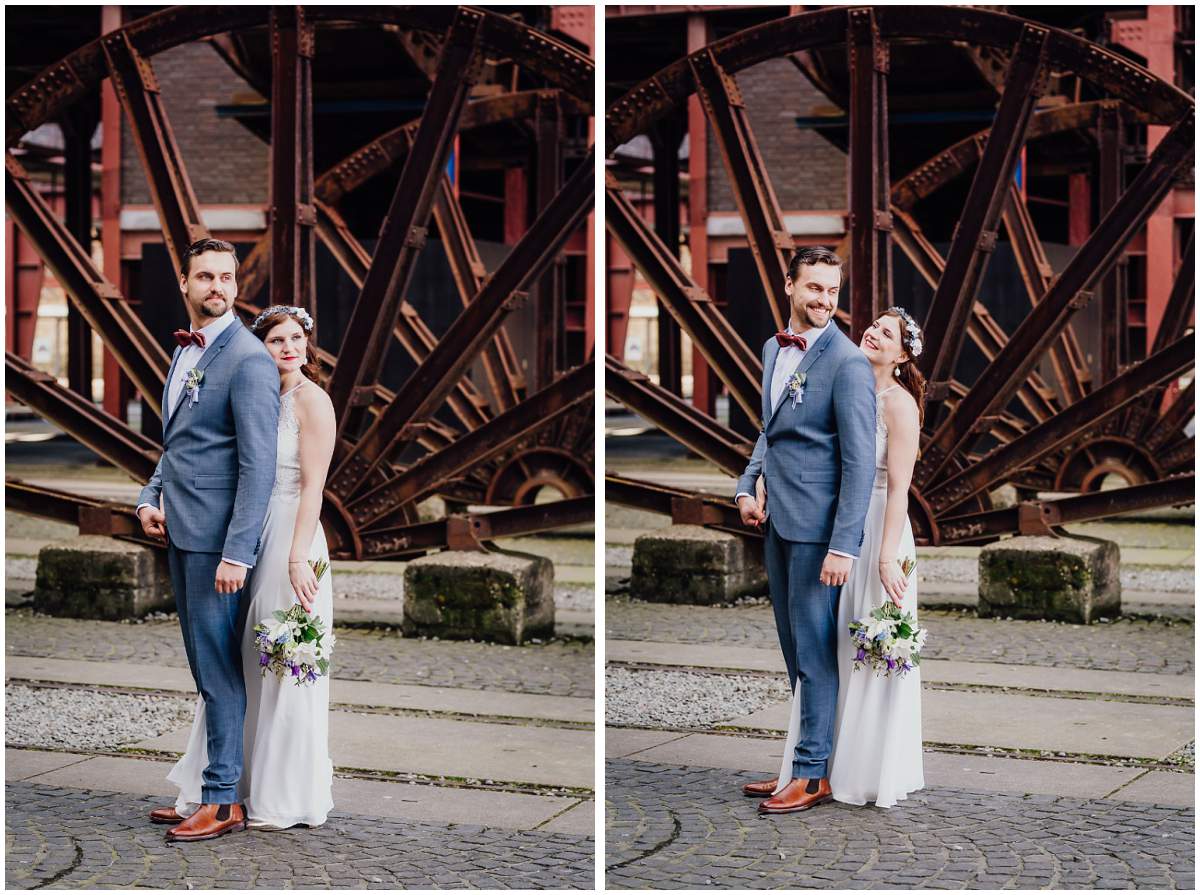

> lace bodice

[
  {"left": 271, "top": 382, "right": 304, "bottom": 499},
  {"left": 873, "top": 385, "right": 901, "bottom": 487}
]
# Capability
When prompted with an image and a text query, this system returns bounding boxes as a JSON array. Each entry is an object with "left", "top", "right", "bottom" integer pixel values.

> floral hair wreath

[
  {"left": 884, "top": 306, "right": 923, "bottom": 359},
  {"left": 251, "top": 305, "right": 314, "bottom": 334}
]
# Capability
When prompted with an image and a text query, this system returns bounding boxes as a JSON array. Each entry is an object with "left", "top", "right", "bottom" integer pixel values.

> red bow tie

[
  {"left": 173, "top": 329, "right": 207, "bottom": 349},
  {"left": 775, "top": 331, "right": 807, "bottom": 351}
]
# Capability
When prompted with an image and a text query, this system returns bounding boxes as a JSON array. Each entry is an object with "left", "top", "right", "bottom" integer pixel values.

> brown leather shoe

[
  {"left": 166, "top": 803, "right": 246, "bottom": 842},
  {"left": 741, "top": 777, "right": 779, "bottom": 797},
  {"left": 149, "top": 806, "right": 183, "bottom": 825},
  {"left": 757, "top": 777, "right": 832, "bottom": 815}
]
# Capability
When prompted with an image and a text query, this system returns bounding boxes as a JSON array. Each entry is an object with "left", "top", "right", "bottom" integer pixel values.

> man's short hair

[
  {"left": 180, "top": 238, "right": 239, "bottom": 278},
  {"left": 787, "top": 246, "right": 842, "bottom": 281}
]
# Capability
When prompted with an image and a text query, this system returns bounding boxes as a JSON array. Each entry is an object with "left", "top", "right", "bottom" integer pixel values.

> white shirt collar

[{"left": 191, "top": 309, "right": 236, "bottom": 341}]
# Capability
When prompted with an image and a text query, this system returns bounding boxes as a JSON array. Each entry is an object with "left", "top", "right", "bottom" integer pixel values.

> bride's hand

[
  {"left": 878, "top": 559, "right": 907, "bottom": 607},
  {"left": 288, "top": 560, "right": 318, "bottom": 613}
]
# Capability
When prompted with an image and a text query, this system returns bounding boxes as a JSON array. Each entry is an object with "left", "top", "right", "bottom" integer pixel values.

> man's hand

[
  {"left": 737, "top": 494, "right": 765, "bottom": 528},
  {"left": 215, "top": 561, "right": 247, "bottom": 595},
  {"left": 754, "top": 475, "right": 767, "bottom": 518},
  {"left": 137, "top": 506, "right": 167, "bottom": 541},
  {"left": 819, "top": 552, "right": 852, "bottom": 587}
]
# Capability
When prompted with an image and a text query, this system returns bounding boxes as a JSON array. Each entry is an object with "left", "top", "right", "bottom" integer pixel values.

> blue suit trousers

[
  {"left": 167, "top": 541, "right": 249, "bottom": 804},
  {"left": 764, "top": 518, "right": 841, "bottom": 780}
]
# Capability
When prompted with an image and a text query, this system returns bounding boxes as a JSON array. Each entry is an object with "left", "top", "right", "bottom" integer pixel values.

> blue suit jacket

[
  {"left": 138, "top": 319, "right": 280, "bottom": 565},
  {"left": 734, "top": 325, "right": 876, "bottom": 555}
]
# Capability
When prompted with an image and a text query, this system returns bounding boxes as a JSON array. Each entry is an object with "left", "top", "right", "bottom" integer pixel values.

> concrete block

[
  {"left": 630, "top": 524, "right": 765, "bottom": 604},
  {"left": 33, "top": 536, "right": 173, "bottom": 620},
  {"left": 979, "top": 535, "right": 1120, "bottom": 624},
  {"left": 402, "top": 549, "right": 554, "bottom": 645}
]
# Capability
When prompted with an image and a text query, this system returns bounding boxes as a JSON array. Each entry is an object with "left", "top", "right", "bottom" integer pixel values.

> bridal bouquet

[
  {"left": 848, "top": 558, "right": 925, "bottom": 678},
  {"left": 253, "top": 559, "right": 335, "bottom": 686}
]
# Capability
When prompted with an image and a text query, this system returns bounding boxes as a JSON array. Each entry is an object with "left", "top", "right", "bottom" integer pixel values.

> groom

[
  {"left": 734, "top": 247, "right": 875, "bottom": 813},
  {"left": 135, "top": 238, "right": 279, "bottom": 841}
]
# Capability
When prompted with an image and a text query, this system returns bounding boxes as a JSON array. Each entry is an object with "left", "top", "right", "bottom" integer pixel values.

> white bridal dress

[
  {"left": 169, "top": 380, "right": 335, "bottom": 827},
  {"left": 775, "top": 383, "right": 924, "bottom": 808}
]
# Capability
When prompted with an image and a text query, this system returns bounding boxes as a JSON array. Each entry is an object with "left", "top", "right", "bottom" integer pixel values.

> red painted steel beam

[
  {"left": 532, "top": 91, "right": 565, "bottom": 392},
  {"left": 5, "top": 352, "right": 160, "bottom": 481},
  {"left": 605, "top": 354, "right": 753, "bottom": 477},
  {"left": 605, "top": 178, "right": 763, "bottom": 424},
  {"left": 605, "top": 473, "right": 754, "bottom": 538},
  {"left": 914, "top": 111, "right": 1194, "bottom": 488},
  {"left": 347, "top": 362, "right": 594, "bottom": 529},
  {"left": 925, "top": 334, "right": 1193, "bottom": 514},
  {"left": 268, "top": 7, "right": 317, "bottom": 314},
  {"left": 1096, "top": 102, "right": 1125, "bottom": 384},
  {"left": 100, "top": 29, "right": 208, "bottom": 276},
  {"left": 359, "top": 496, "right": 593, "bottom": 559},
  {"left": 325, "top": 8, "right": 486, "bottom": 434},
  {"left": 5, "top": 154, "right": 169, "bottom": 416},
  {"left": 920, "top": 23, "right": 1049, "bottom": 396},
  {"left": 846, "top": 7, "right": 892, "bottom": 342},
  {"left": 1146, "top": 380, "right": 1195, "bottom": 451},
  {"left": 326, "top": 146, "right": 595, "bottom": 501},
  {"left": 690, "top": 47, "right": 792, "bottom": 330}
]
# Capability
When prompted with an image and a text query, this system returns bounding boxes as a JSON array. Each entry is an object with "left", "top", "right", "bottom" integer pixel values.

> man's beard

[{"left": 198, "top": 295, "right": 228, "bottom": 317}]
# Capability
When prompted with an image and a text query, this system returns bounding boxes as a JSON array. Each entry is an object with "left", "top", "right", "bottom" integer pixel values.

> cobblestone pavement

[
  {"left": 606, "top": 760, "right": 1194, "bottom": 890},
  {"left": 6, "top": 782, "right": 594, "bottom": 889},
  {"left": 606, "top": 598, "right": 1194, "bottom": 675},
  {"left": 6, "top": 610, "right": 593, "bottom": 697}
]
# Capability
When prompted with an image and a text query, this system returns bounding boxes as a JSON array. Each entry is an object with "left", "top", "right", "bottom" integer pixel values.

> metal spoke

[
  {"left": 5, "top": 154, "right": 169, "bottom": 415},
  {"left": 915, "top": 110, "right": 1194, "bottom": 488},
  {"left": 690, "top": 48, "right": 792, "bottom": 330},
  {"left": 100, "top": 29, "right": 208, "bottom": 275},
  {"left": 325, "top": 7, "right": 485, "bottom": 431},
  {"left": 605, "top": 178, "right": 763, "bottom": 424},
  {"left": 327, "top": 147, "right": 596, "bottom": 500},
  {"left": 606, "top": 354, "right": 753, "bottom": 477},
  {"left": 920, "top": 23, "right": 1049, "bottom": 402}
]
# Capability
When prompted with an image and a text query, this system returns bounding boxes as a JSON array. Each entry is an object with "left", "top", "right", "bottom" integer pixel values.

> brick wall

[
  {"left": 706, "top": 57, "right": 846, "bottom": 213},
  {"left": 121, "top": 41, "right": 268, "bottom": 206}
]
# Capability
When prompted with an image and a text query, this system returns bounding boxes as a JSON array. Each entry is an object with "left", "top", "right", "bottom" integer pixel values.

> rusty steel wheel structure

[
  {"left": 605, "top": 6, "right": 1194, "bottom": 546},
  {"left": 6, "top": 6, "right": 595, "bottom": 560}
]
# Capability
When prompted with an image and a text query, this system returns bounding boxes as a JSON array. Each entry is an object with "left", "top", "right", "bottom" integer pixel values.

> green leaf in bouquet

[
  {"left": 317, "top": 658, "right": 329, "bottom": 674},
  {"left": 310, "top": 558, "right": 329, "bottom": 581},
  {"left": 272, "top": 610, "right": 288, "bottom": 623},
  {"left": 303, "top": 627, "right": 317, "bottom": 643},
  {"left": 896, "top": 624, "right": 912, "bottom": 639}
]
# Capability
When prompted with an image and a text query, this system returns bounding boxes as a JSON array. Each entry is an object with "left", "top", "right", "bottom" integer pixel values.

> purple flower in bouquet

[{"left": 259, "top": 653, "right": 270, "bottom": 667}]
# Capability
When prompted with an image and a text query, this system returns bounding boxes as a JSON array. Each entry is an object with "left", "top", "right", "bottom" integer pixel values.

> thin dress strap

[
  {"left": 281, "top": 380, "right": 306, "bottom": 400},
  {"left": 877, "top": 384, "right": 903, "bottom": 398}
]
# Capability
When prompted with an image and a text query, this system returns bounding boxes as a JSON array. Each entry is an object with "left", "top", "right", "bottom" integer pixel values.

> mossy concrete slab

[
  {"left": 630, "top": 525, "right": 765, "bottom": 605},
  {"left": 979, "top": 535, "right": 1120, "bottom": 624},
  {"left": 34, "top": 536, "right": 173, "bottom": 620},
  {"left": 403, "top": 550, "right": 554, "bottom": 645}
]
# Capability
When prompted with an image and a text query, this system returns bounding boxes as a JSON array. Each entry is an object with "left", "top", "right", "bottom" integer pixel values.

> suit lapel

[
  {"left": 162, "top": 347, "right": 183, "bottom": 435},
  {"left": 164, "top": 319, "right": 243, "bottom": 436},
  {"left": 768, "top": 325, "right": 835, "bottom": 422},
  {"left": 762, "top": 338, "right": 781, "bottom": 423}
]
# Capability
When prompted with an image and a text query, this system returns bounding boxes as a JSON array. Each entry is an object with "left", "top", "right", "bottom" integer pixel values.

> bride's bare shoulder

[{"left": 292, "top": 381, "right": 335, "bottom": 422}]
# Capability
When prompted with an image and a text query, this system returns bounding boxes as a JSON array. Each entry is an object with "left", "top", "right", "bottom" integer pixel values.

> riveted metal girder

[
  {"left": 605, "top": 354, "right": 753, "bottom": 477},
  {"left": 5, "top": 154, "right": 169, "bottom": 415},
  {"left": 327, "top": 146, "right": 595, "bottom": 501},
  {"left": 915, "top": 111, "right": 1194, "bottom": 488},
  {"left": 5, "top": 479, "right": 153, "bottom": 544},
  {"left": 606, "top": 474, "right": 751, "bottom": 538},
  {"left": 605, "top": 178, "right": 763, "bottom": 423},
  {"left": 100, "top": 28, "right": 208, "bottom": 275},
  {"left": 690, "top": 47, "right": 792, "bottom": 330},
  {"left": 920, "top": 23, "right": 1050, "bottom": 399}
]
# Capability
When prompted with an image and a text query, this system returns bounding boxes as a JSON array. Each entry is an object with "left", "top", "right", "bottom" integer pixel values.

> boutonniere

[
  {"left": 184, "top": 368, "right": 204, "bottom": 407},
  {"left": 788, "top": 372, "right": 807, "bottom": 407}
]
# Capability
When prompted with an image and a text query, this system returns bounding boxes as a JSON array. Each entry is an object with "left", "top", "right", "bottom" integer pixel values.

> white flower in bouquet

[
  {"left": 915, "top": 628, "right": 929, "bottom": 650},
  {"left": 266, "top": 620, "right": 292, "bottom": 644},
  {"left": 892, "top": 638, "right": 915, "bottom": 661},
  {"left": 865, "top": 616, "right": 894, "bottom": 641},
  {"left": 293, "top": 640, "right": 320, "bottom": 667}
]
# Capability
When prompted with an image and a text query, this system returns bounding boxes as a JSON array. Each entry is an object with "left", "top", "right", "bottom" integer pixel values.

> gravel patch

[
  {"left": 5, "top": 684, "right": 193, "bottom": 751},
  {"left": 606, "top": 667, "right": 787, "bottom": 729}
]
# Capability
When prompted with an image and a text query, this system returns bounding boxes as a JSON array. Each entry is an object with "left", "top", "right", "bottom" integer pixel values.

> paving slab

[
  {"left": 134, "top": 710, "right": 594, "bottom": 790},
  {"left": 4, "top": 748, "right": 92, "bottom": 782},
  {"left": 538, "top": 800, "right": 597, "bottom": 836},
  {"left": 1107, "top": 770, "right": 1196, "bottom": 807},
  {"left": 7, "top": 656, "right": 594, "bottom": 723},
  {"left": 727, "top": 689, "right": 1192, "bottom": 759},
  {"left": 605, "top": 728, "right": 691, "bottom": 759},
  {"left": 22, "top": 755, "right": 179, "bottom": 797},
  {"left": 607, "top": 640, "right": 1194, "bottom": 699}
]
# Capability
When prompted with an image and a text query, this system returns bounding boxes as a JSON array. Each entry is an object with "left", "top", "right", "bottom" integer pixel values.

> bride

[
  {"left": 165, "top": 304, "right": 337, "bottom": 830},
  {"left": 772, "top": 306, "right": 926, "bottom": 808}
]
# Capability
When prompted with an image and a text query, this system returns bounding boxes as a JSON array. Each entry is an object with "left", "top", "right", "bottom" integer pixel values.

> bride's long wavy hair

[
  {"left": 881, "top": 308, "right": 927, "bottom": 428},
  {"left": 251, "top": 306, "right": 322, "bottom": 386}
]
